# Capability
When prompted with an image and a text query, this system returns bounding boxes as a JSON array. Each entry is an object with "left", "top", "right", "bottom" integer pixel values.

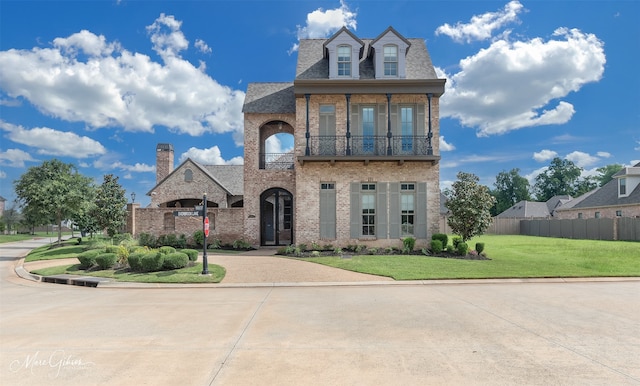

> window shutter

[
  {"left": 389, "top": 183, "right": 400, "bottom": 239},
  {"left": 415, "top": 182, "right": 427, "bottom": 239},
  {"left": 350, "top": 182, "right": 361, "bottom": 239},
  {"left": 390, "top": 104, "right": 398, "bottom": 136},
  {"left": 417, "top": 104, "right": 425, "bottom": 136},
  {"left": 376, "top": 183, "right": 388, "bottom": 239},
  {"left": 320, "top": 187, "right": 336, "bottom": 239},
  {"left": 377, "top": 104, "right": 386, "bottom": 136},
  {"left": 351, "top": 104, "right": 360, "bottom": 136}
]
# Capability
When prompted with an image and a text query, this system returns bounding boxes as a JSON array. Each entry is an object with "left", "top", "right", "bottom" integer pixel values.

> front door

[{"left": 260, "top": 188, "right": 293, "bottom": 246}]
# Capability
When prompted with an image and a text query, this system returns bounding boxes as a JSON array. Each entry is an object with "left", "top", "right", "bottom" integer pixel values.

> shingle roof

[
  {"left": 560, "top": 177, "right": 640, "bottom": 210},
  {"left": 295, "top": 37, "right": 438, "bottom": 80},
  {"left": 201, "top": 165, "right": 244, "bottom": 196},
  {"left": 496, "top": 200, "right": 551, "bottom": 218},
  {"left": 242, "top": 82, "right": 295, "bottom": 114}
]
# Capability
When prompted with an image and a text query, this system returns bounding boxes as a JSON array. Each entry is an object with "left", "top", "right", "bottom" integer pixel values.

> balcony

[
  {"left": 260, "top": 152, "right": 295, "bottom": 170},
  {"left": 298, "top": 135, "right": 440, "bottom": 165}
]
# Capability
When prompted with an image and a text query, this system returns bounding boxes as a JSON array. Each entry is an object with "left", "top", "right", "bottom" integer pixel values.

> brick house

[{"left": 242, "top": 26, "right": 445, "bottom": 248}]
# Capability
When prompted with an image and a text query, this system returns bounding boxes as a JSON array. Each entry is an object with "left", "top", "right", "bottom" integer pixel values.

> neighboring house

[
  {"left": 496, "top": 195, "right": 572, "bottom": 219},
  {"left": 243, "top": 26, "right": 445, "bottom": 248},
  {"left": 555, "top": 162, "right": 640, "bottom": 219},
  {"left": 0, "top": 195, "right": 5, "bottom": 218}
]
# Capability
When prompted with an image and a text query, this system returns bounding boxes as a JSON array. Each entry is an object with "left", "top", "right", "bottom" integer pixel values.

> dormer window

[
  {"left": 384, "top": 45, "right": 398, "bottom": 76},
  {"left": 337, "top": 45, "right": 351, "bottom": 76},
  {"left": 619, "top": 178, "right": 626, "bottom": 196}
]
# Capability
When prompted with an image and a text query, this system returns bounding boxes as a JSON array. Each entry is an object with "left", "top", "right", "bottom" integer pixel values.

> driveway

[{"left": 1, "top": 239, "right": 639, "bottom": 385}]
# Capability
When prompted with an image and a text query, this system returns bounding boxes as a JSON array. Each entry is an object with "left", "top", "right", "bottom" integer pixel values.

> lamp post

[
  {"left": 131, "top": 192, "right": 136, "bottom": 203},
  {"left": 201, "top": 193, "right": 209, "bottom": 275}
]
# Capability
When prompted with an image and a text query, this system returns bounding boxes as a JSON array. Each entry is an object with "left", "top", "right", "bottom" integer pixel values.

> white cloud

[
  {"left": 265, "top": 134, "right": 294, "bottom": 154},
  {"left": 179, "top": 146, "right": 243, "bottom": 165},
  {"left": 440, "top": 154, "right": 517, "bottom": 169},
  {"left": 0, "top": 14, "right": 246, "bottom": 145},
  {"left": 596, "top": 151, "right": 611, "bottom": 158},
  {"left": 532, "top": 149, "right": 557, "bottom": 162},
  {"left": 195, "top": 39, "right": 212, "bottom": 54},
  {"left": 289, "top": 0, "right": 357, "bottom": 54},
  {"left": 524, "top": 166, "right": 548, "bottom": 185},
  {"left": 93, "top": 157, "right": 155, "bottom": 173},
  {"left": 0, "top": 170, "right": 6, "bottom": 178},
  {"left": 438, "top": 27, "right": 605, "bottom": 137},
  {"left": 436, "top": 0, "right": 524, "bottom": 43},
  {"left": 0, "top": 148, "right": 37, "bottom": 168},
  {"left": 565, "top": 151, "right": 600, "bottom": 168},
  {"left": 439, "top": 136, "right": 455, "bottom": 151}
]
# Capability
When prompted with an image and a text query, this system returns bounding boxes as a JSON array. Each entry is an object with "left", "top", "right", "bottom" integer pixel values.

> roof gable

[{"left": 147, "top": 159, "right": 243, "bottom": 197}]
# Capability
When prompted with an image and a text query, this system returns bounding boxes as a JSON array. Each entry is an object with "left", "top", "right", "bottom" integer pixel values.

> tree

[
  {"left": 445, "top": 172, "right": 496, "bottom": 243},
  {"left": 533, "top": 157, "right": 582, "bottom": 201},
  {"left": 490, "top": 168, "right": 531, "bottom": 216},
  {"left": 595, "top": 164, "right": 623, "bottom": 187},
  {"left": 94, "top": 174, "right": 127, "bottom": 238},
  {"left": 14, "top": 159, "right": 93, "bottom": 245},
  {"left": 1, "top": 205, "right": 22, "bottom": 233}
]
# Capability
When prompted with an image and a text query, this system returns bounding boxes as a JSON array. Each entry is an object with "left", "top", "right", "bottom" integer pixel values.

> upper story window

[
  {"left": 184, "top": 168, "right": 193, "bottom": 182},
  {"left": 619, "top": 178, "right": 627, "bottom": 196},
  {"left": 384, "top": 45, "right": 398, "bottom": 76},
  {"left": 337, "top": 45, "right": 351, "bottom": 76}
]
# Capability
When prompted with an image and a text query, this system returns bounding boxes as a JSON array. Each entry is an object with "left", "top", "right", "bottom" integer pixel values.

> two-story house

[{"left": 243, "top": 26, "right": 446, "bottom": 248}]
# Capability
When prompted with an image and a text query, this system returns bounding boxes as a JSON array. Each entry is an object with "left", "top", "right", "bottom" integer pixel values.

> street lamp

[
  {"left": 201, "top": 193, "right": 209, "bottom": 275},
  {"left": 131, "top": 192, "right": 136, "bottom": 203}
]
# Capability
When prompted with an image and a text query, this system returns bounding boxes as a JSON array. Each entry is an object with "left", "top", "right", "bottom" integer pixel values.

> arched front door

[{"left": 260, "top": 188, "right": 293, "bottom": 246}]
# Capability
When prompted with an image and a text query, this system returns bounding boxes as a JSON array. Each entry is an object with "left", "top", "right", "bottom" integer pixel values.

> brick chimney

[{"left": 156, "top": 143, "right": 174, "bottom": 183}]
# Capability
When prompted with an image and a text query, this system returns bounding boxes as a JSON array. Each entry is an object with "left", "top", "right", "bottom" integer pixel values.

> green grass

[
  {"left": 25, "top": 240, "right": 86, "bottom": 262},
  {"left": 303, "top": 235, "right": 640, "bottom": 280},
  {"left": 31, "top": 263, "right": 226, "bottom": 284},
  {"left": 0, "top": 232, "right": 74, "bottom": 244}
]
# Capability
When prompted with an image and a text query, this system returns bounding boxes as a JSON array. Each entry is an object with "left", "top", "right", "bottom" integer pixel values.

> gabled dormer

[
  {"left": 324, "top": 26, "right": 364, "bottom": 80},
  {"left": 369, "top": 26, "right": 411, "bottom": 79},
  {"left": 614, "top": 163, "right": 640, "bottom": 198}
]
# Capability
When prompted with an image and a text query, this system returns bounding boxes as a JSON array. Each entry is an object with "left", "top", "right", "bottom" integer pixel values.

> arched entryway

[{"left": 260, "top": 188, "right": 293, "bottom": 246}]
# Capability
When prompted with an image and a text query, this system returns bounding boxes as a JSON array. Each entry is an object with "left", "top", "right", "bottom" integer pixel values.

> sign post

[{"left": 201, "top": 193, "right": 209, "bottom": 275}]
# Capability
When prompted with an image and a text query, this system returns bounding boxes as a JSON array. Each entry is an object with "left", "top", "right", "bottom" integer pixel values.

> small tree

[
  {"left": 94, "top": 174, "right": 128, "bottom": 239},
  {"left": 445, "top": 172, "right": 496, "bottom": 243}
]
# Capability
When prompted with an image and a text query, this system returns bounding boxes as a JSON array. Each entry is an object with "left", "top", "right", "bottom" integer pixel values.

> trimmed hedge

[
  {"left": 141, "top": 253, "right": 164, "bottom": 272},
  {"left": 95, "top": 253, "right": 117, "bottom": 270},
  {"left": 432, "top": 233, "right": 448, "bottom": 248},
  {"left": 105, "top": 245, "right": 120, "bottom": 254},
  {"left": 127, "top": 252, "right": 146, "bottom": 272},
  {"left": 456, "top": 242, "right": 469, "bottom": 256},
  {"left": 158, "top": 246, "right": 176, "bottom": 255},
  {"left": 162, "top": 252, "right": 189, "bottom": 270},
  {"left": 475, "top": 242, "right": 485, "bottom": 254},
  {"left": 430, "top": 239, "right": 443, "bottom": 254},
  {"left": 77, "top": 249, "right": 100, "bottom": 269},
  {"left": 180, "top": 249, "right": 199, "bottom": 262}
]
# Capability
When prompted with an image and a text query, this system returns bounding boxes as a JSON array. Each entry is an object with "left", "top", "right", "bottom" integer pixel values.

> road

[{"left": 1, "top": 238, "right": 639, "bottom": 385}]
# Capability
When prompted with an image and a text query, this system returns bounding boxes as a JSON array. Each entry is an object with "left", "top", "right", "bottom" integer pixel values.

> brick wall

[{"left": 555, "top": 204, "right": 640, "bottom": 220}]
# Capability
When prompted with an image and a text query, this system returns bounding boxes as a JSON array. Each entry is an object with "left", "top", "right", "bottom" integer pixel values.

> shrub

[
  {"left": 137, "top": 233, "right": 157, "bottom": 248},
  {"left": 208, "top": 238, "right": 221, "bottom": 249},
  {"left": 95, "top": 253, "right": 117, "bottom": 270},
  {"left": 180, "top": 249, "right": 199, "bottom": 262},
  {"left": 333, "top": 247, "right": 343, "bottom": 255},
  {"left": 452, "top": 236, "right": 462, "bottom": 249},
  {"left": 112, "top": 233, "right": 133, "bottom": 245},
  {"left": 446, "top": 244, "right": 455, "bottom": 253},
  {"left": 385, "top": 247, "right": 394, "bottom": 254},
  {"left": 116, "top": 244, "right": 129, "bottom": 265},
  {"left": 141, "top": 252, "right": 164, "bottom": 272},
  {"left": 421, "top": 248, "right": 429, "bottom": 256},
  {"left": 310, "top": 241, "right": 321, "bottom": 251},
  {"left": 176, "top": 234, "right": 187, "bottom": 249},
  {"left": 232, "top": 239, "right": 252, "bottom": 249},
  {"left": 158, "top": 246, "right": 176, "bottom": 255},
  {"left": 128, "top": 252, "right": 145, "bottom": 272},
  {"left": 430, "top": 239, "right": 443, "bottom": 254},
  {"left": 432, "top": 233, "right": 448, "bottom": 248},
  {"left": 367, "top": 247, "right": 378, "bottom": 255},
  {"left": 311, "top": 250, "right": 321, "bottom": 257},
  {"left": 402, "top": 237, "right": 416, "bottom": 252},
  {"left": 77, "top": 249, "right": 100, "bottom": 269},
  {"left": 192, "top": 230, "right": 204, "bottom": 247},
  {"left": 162, "top": 252, "right": 189, "bottom": 270},
  {"left": 105, "top": 245, "right": 119, "bottom": 254},
  {"left": 355, "top": 245, "right": 367, "bottom": 254},
  {"left": 323, "top": 244, "right": 333, "bottom": 251},
  {"left": 475, "top": 242, "right": 485, "bottom": 254},
  {"left": 456, "top": 242, "right": 469, "bottom": 256},
  {"left": 76, "top": 237, "right": 82, "bottom": 245},
  {"left": 298, "top": 243, "right": 308, "bottom": 252}
]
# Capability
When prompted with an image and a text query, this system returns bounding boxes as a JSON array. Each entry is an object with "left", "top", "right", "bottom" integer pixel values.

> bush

[
  {"left": 232, "top": 239, "right": 252, "bottom": 249},
  {"left": 311, "top": 250, "right": 321, "bottom": 257},
  {"left": 162, "top": 252, "right": 189, "bottom": 270},
  {"left": 95, "top": 253, "right": 117, "bottom": 270},
  {"left": 158, "top": 246, "right": 176, "bottom": 255},
  {"left": 432, "top": 233, "right": 448, "bottom": 248},
  {"left": 137, "top": 233, "right": 157, "bottom": 248},
  {"left": 298, "top": 243, "right": 307, "bottom": 252},
  {"left": 456, "top": 242, "right": 469, "bottom": 256},
  {"left": 310, "top": 241, "right": 321, "bottom": 251},
  {"left": 77, "top": 249, "right": 100, "bottom": 269},
  {"left": 141, "top": 252, "right": 164, "bottom": 272},
  {"left": 208, "top": 238, "right": 221, "bottom": 249},
  {"left": 446, "top": 244, "right": 455, "bottom": 253},
  {"left": 180, "top": 249, "right": 199, "bottom": 262},
  {"left": 367, "top": 247, "right": 378, "bottom": 255},
  {"left": 430, "top": 239, "right": 443, "bottom": 254},
  {"left": 475, "top": 242, "right": 485, "bottom": 254},
  {"left": 105, "top": 245, "right": 119, "bottom": 254},
  {"left": 128, "top": 252, "right": 145, "bottom": 272},
  {"left": 333, "top": 247, "right": 343, "bottom": 255},
  {"left": 192, "top": 230, "right": 204, "bottom": 247},
  {"left": 112, "top": 233, "right": 133, "bottom": 245},
  {"left": 402, "top": 237, "right": 416, "bottom": 252},
  {"left": 452, "top": 236, "right": 462, "bottom": 249}
]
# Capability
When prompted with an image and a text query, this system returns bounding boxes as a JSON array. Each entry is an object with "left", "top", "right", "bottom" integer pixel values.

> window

[
  {"left": 578, "top": 213, "right": 583, "bottom": 219},
  {"left": 400, "top": 107, "right": 414, "bottom": 153},
  {"left": 616, "top": 210, "right": 622, "bottom": 217},
  {"left": 337, "top": 45, "right": 351, "bottom": 76},
  {"left": 319, "top": 105, "right": 336, "bottom": 155},
  {"left": 595, "top": 212, "right": 601, "bottom": 218},
  {"left": 184, "top": 169, "right": 193, "bottom": 182},
  {"left": 283, "top": 196, "right": 292, "bottom": 230},
  {"left": 383, "top": 45, "right": 398, "bottom": 76},
  {"left": 362, "top": 107, "right": 375, "bottom": 153},
  {"left": 619, "top": 178, "right": 627, "bottom": 195},
  {"left": 401, "top": 183, "right": 415, "bottom": 236},
  {"left": 361, "top": 184, "right": 376, "bottom": 236},
  {"left": 320, "top": 183, "right": 336, "bottom": 239}
]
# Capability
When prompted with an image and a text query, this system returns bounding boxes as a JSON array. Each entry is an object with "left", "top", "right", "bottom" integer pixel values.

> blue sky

[{"left": 1, "top": 0, "right": 638, "bottom": 207}]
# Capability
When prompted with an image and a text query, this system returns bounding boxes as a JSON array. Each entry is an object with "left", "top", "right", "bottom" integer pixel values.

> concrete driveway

[{"left": 1, "top": 238, "right": 639, "bottom": 385}]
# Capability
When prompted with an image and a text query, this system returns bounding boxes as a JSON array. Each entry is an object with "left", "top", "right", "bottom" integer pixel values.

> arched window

[
  {"left": 184, "top": 169, "right": 193, "bottom": 182},
  {"left": 337, "top": 45, "right": 351, "bottom": 76},
  {"left": 384, "top": 45, "right": 398, "bottom": 76}
]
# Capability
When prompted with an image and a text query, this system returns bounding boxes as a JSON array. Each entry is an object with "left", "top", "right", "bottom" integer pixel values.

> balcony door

[{"left": 260, "top": 188, "right": 293, "bottom": 246}]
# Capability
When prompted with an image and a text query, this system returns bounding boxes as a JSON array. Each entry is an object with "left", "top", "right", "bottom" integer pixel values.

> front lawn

[{"left": 303, "top": 235, "right": 640, "bottom": 280}]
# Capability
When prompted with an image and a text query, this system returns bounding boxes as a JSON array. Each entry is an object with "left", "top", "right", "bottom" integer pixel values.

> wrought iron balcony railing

[
  {"left": 308, "top": 135, "right": 434, "bottom": 157},
  {"left": 260, "top": 152, "right": 295, "bottom": 170}
]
